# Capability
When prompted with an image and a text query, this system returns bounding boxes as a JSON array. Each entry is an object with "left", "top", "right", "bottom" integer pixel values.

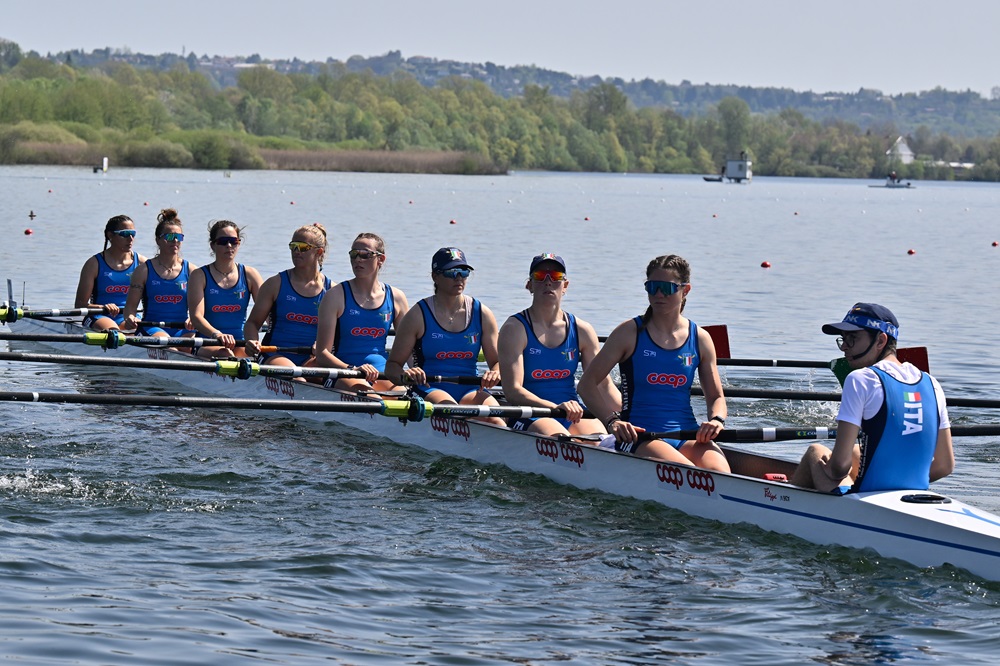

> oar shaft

[
  {"left": 0, "top": 390, "right": 387, "bottom": 413},
  {"left": 692, "top": 387, "right": 1000, "bottom": 409},
  {"left": 641, "top": 424, "right": 1000, "bottom": 443}
]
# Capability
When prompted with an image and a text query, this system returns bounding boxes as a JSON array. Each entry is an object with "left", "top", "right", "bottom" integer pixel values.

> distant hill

[
  {"left": 33, "top": 48, "right": 1000, "bottom": 138},
  {"left": 36, "top": 47, "right": 1000, "bottom": 138}
]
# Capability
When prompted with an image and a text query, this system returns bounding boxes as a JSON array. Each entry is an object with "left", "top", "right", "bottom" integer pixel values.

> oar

[
  {"left": 0, "top": 351, "right": 486, "bottom": 386},
  {"left": 136, "top": 320, "right": 190, "bottom": 329},
  {"left": 641, "top": 424, "right": 1000, "bottom": 443},
  {"left": 0, "top": 390, "right": 568, "bottom": 421},
  {"left": 691, "top": 386, "right": 1000, "bottom": 409},
  {"left": 1, "top": 305, "right": 104, "bottom": 323},
  {"left": 0, "top": 330, "right": 312, "bottom": 354}
]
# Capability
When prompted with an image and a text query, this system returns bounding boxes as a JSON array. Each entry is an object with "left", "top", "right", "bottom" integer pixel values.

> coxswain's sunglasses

[
  {"left": 643, "top": 280, "right": 687, "bottom": 296},
  {"left": 110, "top": 229, "right": 137, "bottom": 238},
  {"left": 531, "top": 269, "right": 567, "bottom": 282},
  {"left": 289, "top": 241, "right": 319, "bottom": 253},
  {"left": 159, "top": 232, "right": 184, "bottom": 242},
  {"left": 349, "top": 249, "right": 383, "bottom": 260},
  {"left": 213, "top": 236, "right": 240, "bottom": 246},
  {"left": 438, "top": 267, "right": 472, "bottom": 279}
]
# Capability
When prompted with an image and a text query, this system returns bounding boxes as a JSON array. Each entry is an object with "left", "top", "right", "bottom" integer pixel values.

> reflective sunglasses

[
  {"left": 288, "top": 241, "right": 319, "bottom": 253},
  {"left": 643, "top": 280, "right": 687, "bottom": 296},
  {"left": 213, "top": 236, "right": 240, "bottom": 247},
  {"left": 531, "top": 269, "right": 567, "bottom": 282},
  {"left": 110, "top": 229, "right": 137, "bottom": 238},
  {"left": 159, "top": 232, "right": 185, "bottom": 242},
  {"left": 349, "top": 249, "right": 383, "bottom": 260},
  {"left": 438, "top": 267, "right": 472, "bottom": 279}
]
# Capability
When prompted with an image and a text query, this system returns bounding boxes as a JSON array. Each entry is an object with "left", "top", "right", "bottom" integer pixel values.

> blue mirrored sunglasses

[
  {"left": 439, "top": 267, "right": 472, "bottom": 279},
  {"left": 110, "top": 229, "right": 136, "bottom": 238},
  {"left": 644, "top": 280, "right": 687, "bottom": 296},
  {"left": 160, "top": 232, "right": 184, "bottom": 242}
]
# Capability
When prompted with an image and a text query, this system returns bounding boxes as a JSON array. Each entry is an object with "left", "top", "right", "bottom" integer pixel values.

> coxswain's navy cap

[
  {"left": 432, "top": 247, "right": 473, "bottom": 272},
  {"left": 529, "top": 252, "right": 566, "bottom": 273},
  {"left": 822, "top": 302, "right": 899, "bottom": 340}
]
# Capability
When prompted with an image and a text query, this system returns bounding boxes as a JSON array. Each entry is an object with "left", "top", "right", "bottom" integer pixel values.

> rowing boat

[{"left": 6, "top": 315, "right": 1000, "bottom": 581}]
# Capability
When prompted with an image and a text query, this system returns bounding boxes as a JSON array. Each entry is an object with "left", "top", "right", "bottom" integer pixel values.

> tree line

[{"left": 3, "top": 39, "right": 1000, "bottom": 180}]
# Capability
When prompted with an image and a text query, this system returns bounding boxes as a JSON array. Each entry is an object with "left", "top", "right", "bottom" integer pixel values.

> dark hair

[
  {"left": 154, "top": 208, "right": 182, "bottom": 237},
  {"left": 102, "top": 214, "right": 133, "bottom": 251},
  {"left": 354, "top": 232, "right": 385, "bottom": 254},
  {"left": 641, "top": 254, "right": 691, "bottom": 323}
]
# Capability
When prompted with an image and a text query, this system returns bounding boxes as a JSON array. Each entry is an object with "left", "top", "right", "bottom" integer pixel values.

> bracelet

[
  {"left": 710, "top": 415, "right": 726, "bottom": 425},
  {"left": 605, "top": 411, "right": 622, "bottom": 429}
]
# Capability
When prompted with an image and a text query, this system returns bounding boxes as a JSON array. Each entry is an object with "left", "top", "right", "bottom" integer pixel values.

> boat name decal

[
  {"left": 646, "top": 373, "right": 687, "bottom": 387},
  {"left": 535, "top": 438, "right": 586, "bottom": 467},
  {"left": 656, "top": 464, "right": 684, "bottom": 489},
  {"left": 429, "top": 416, "right": 471, "bottom": 441},
  {"left": 763, "top": 487, "right": 791, "bottom": 503},
  {"left": 145, "top": 348, "right": 169, "bottom": 360},
  {"left": 656, "top": 464, "right": 715, "bottom": 495},
  {"left": 264, "top": 376, "right": 295, "bottom": 398}
]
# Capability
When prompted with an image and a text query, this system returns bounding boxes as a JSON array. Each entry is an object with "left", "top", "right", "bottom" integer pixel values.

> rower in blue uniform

[
  {"left": 578, "top": 254, "right": 730, "bottom": 472},
  {"left": 385, "top": 247, "right": 504, "bottom": 425},
  {"left": 498, "top": 253, "right": 613, "bottom": 437},
  {"left": 244, "top": 223, "right": 331, "bottom": 369},
  {"left": 122, "top": 208, "right": 197, "bottom": 338},
  {"left": 316, "top": 232, "right": 410, "bottom": 392},
  {"left": 791, "top": 303, "right": 954, "bottom": 493},
  {"left": 188, "top": 219, "right": 264, "bottom": 358},
  {"left": 75, "top": 214, "right": 147, "bottom": 331}
]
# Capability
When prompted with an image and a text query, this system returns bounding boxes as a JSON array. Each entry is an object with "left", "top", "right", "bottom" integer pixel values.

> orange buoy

[
  {"left": 24, "top": 228, "right": 33, "bottom": 235},
  {"left": 760, "top": 261, "right": 771, "bottom": 268},
  {"left": 993, "top": 241, "right": 998, "bottom": 247},
  {"left": 907, "top": 249, "right": 916, "bottom": 255},
  {"left": 584, "top": 216, "right": 590, "bottom": 221},
  {"left": 449, "top": 219, "right": 457, "bottom": 225}
]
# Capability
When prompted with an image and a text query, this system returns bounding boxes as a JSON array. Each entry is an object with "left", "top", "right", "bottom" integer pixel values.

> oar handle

[
  {"left": 639, "top": 427, "right": 837, "bottom": 443},
  {"left": 137, "top": 320, "right": 189, "bottom": 329}
]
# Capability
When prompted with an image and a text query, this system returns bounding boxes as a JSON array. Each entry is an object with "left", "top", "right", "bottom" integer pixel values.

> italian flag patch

[{"left": 904, "top": 391, "right": 921, "bottom": 402}]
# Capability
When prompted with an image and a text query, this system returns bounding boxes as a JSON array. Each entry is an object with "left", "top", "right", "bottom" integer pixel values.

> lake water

[{"left": 2, "top": 166, "right": 1000, "bottom": 664}]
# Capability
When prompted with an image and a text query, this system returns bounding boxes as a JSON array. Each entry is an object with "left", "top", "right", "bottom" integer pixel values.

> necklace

[
  {"left": 155, "top": 256, "right": 181, "bottom": 276},
  {"left": 212, "top": 263, "right": 237, "bottom": 283},
  {"left": 435, "top": 296, "right": 464, "bottom": 325}
]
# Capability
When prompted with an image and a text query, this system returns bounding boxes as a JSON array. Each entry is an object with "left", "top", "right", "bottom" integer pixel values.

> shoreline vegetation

[
  {"left": 3, "top": 40, "right": 1000, "bottom": 180},
  {"left": 8, "top": 137, "right": 505, "bottom": 175}
]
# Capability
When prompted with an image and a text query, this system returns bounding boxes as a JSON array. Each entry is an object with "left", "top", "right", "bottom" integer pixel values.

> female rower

[
  {"left": 187, "top": 220, "right": 264, "bottom": 358},
  {"left": 244, "top": 223, "right": 332, "bottom": 368},
  {"left": 577, "top": 254, "right": 730, "bottom": 472},
  {"left": 498, "top": 253, "right": 615, "bottom": 437},
  {"left": 122, "top": 208, "right": 196, "bottom": 338},
  {"left": 74, "top": 214, "right": 147, "bottom": 331},
  {"left": 385, "top": 247, "right": 504, "bottom": 425},
  {"left": 315, "top": 232, "right": 409, "bottom": 391}
]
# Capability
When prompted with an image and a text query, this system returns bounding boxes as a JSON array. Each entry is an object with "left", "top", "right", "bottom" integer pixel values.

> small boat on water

[
  {"left": 705, "top": 152, "right": 753, "bottom": 183},
  {"left": 5, "top": 314, "right": 1000, "bottom": 582}
]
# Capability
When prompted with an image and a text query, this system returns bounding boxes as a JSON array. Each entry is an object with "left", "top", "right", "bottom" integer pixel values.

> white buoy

[{"left": 102, "top": 156, "right": 109, "bottom": 173}]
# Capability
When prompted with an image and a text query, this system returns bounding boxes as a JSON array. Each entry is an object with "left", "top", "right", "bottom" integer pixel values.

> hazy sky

[{"left": 5, "top": 0, "right": 1000, "bottom": 96}]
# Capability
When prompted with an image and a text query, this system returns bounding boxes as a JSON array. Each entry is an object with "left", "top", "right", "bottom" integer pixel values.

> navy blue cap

[
  {"left": 432, "top": 247, "right": 472, "bottom": 272},
  {"left": 822, "top": 302, "right": 899, "bottom": 340},
  {"left": 529, "top": 252, "right": 566, "bottom": 273}
]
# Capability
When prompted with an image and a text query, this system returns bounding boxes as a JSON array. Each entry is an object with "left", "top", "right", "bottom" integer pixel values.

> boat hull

[{"left": 7, "top": 316, "right": 1000, "bottom": 580}]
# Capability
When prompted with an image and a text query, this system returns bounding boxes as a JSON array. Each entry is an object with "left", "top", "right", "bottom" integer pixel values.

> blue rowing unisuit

[
  {"left": 85, "top": 251, "right": 139, "bottom": 325},
  {"left": 619, "top": 317, "right": 700, "bottom": 447},
  {"left": 333, "top": 282, "right": 395, "bottom": 370},
  {"left": 262, "top": 270, "right": 332, "bottom": 365},
  {"left": 200, "top": 264, "right": 250, "bottom": 338},
  {"left": 413, "top": 298, "right": 482, "bottom": 400},
  {"left": 141, "top": 259, "right": 190, "bottom": 337}
]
